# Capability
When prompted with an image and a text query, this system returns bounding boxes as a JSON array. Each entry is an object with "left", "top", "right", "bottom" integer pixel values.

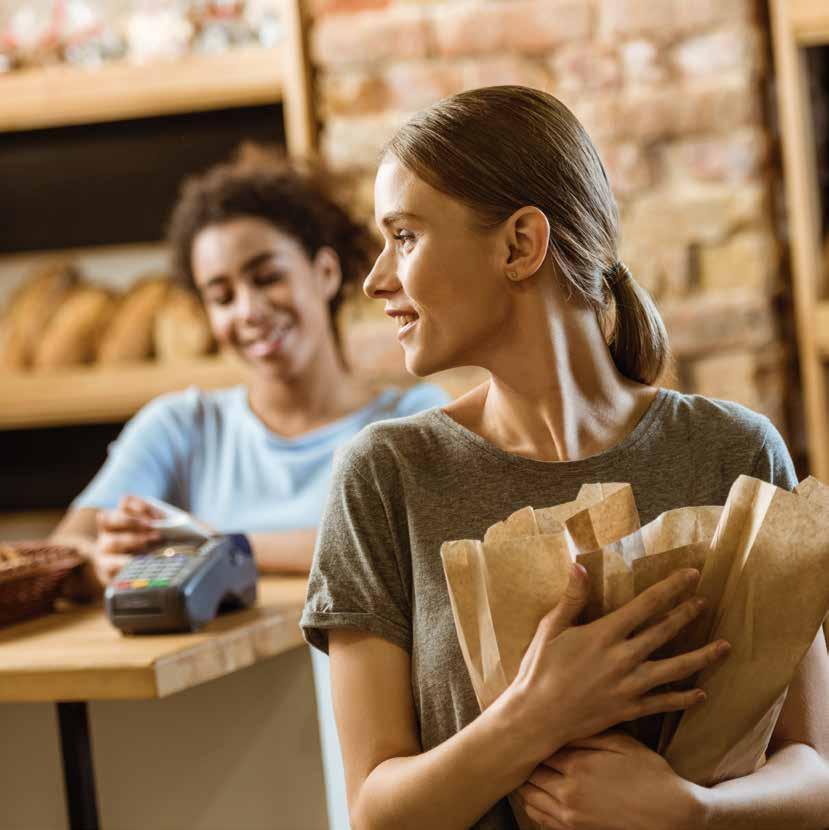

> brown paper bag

[{"left": 663, "top": 475, "right": 829, "bottom": 784}]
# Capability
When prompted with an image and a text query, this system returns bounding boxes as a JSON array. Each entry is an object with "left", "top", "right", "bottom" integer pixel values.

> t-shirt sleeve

[
  {"left": 301, "top": 438, "right": 412, "bottom": 655},
  {"left": 394, "top": 382, "right": 451, "bottom": 417},
  {"left": 72, "top": 391, "right": 195, "bottom": 510},
  {"left": 750, "top": 416, "right": 798, "bottom": 491}
]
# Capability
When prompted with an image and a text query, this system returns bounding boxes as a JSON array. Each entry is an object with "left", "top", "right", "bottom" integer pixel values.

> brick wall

[{"left": 312, "top": 0, "right": 793, "bottom": 438}]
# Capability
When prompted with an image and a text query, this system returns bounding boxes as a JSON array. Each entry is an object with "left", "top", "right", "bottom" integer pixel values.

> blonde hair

[{"left": 385, "top": 85, "right": 669, "bottom": 384}]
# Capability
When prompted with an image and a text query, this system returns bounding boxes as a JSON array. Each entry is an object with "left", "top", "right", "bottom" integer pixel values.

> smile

[{"left": 242, "top": 324, "right": 293, "bottom": 358}]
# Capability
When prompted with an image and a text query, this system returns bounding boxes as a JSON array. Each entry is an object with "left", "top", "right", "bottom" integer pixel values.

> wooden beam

[
  {"left": 281, "top": 0, "right": 318, "bottom": 159},
  {"left": 770, "top": 0, "right": 829, "bottom": 478}
]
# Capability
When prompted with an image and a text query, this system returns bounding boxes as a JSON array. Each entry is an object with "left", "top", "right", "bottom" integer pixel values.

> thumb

[{"left": 544, "top": 562, "right": 589, "bottom": 638}]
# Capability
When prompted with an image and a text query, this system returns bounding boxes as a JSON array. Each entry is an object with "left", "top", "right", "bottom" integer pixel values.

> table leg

[{"left": 56, "top": 701, "right": 100, "bottom": 830}]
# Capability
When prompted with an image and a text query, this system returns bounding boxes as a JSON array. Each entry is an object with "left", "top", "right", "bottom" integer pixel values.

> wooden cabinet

[{"left": 771, "top": 0, "right": 829, "bottom": 478}]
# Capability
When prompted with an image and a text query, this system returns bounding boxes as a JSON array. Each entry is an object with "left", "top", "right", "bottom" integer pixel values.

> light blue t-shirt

[{"left": 73, "top": 383, "right": 450, "bottom": 531}]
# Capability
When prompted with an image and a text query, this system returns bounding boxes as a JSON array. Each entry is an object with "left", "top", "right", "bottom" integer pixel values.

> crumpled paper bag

[
  {"left": 442, "top": 475, "right": 829, "bottom": 827},
  {"left": 662, "top": 475, "right": 829, "bottom": 783}
]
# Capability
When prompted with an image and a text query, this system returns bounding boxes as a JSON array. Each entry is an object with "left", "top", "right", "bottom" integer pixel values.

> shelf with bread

[
  {"left": 0, "top": 0, "right": 315, "bottom": 157},
  {"left": 0, "top": 259, "right": 244, "bottom": 430}
]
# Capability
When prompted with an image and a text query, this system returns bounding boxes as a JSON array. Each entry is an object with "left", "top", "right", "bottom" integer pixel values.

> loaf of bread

[
  {"left": 33, "top": 285, "right": 117, "bottom": 368},
  {"left": 97, "top": 275, "right": 171, "bottom": 364},
  {"left": 154, "top": 286, "right": 215, "bottom": 361},
  {"left": 0, "top": 261, "right": 80, "bottom": 369}
]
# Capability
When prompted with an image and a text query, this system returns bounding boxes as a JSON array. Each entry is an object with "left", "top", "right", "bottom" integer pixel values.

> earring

[{"left": 506, "top": 270, "right": 519, "bottom": 281}]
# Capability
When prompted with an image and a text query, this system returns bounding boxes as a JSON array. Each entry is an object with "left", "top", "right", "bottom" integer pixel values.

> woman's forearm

[
  {"left": 699, "top": 742, "right": 829, "bottom": 829},
  {"left": 352, "top": 689, "right": 551, "bottom": 830},
  {"left": 249, "top": 528, "right": 317, "bottom": 574}
]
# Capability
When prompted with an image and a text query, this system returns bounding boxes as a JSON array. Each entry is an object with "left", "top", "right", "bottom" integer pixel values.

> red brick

[
  {"left": 664, "top": 129, "right": 768, "bottom": 184},
  {"left": 549, "top": 42, "right": 621, "bottom": 92},
  {"left": 459, "top": 55, "right": 552, "bottom": 90},
  {"left": 433, "top": 0, "right": 591, "bottom": 58},
  {"left": 308, "top": 0, "right": 391, "bottom": 19},
  {"left": 671, "top": 27, "right": 764, "bottom": 79},
  {"left": 620, "top": 39, "right": 668, "bottom": 85},
  {"left": 598, "top": 141, "right": 655, "bottom": 197},
  {"left": 321, "top": 113, "right": 412, "bottom": 171},
  {"left": 698, "top": 228, "right": 778, "bottom": 294},
  {"left": 622, "top": 183, "right": 766, "bottom": 247},
  {"left": 311, "top": 7, "right": 433, "bottom": 67},
  {"left": 319, "top": 70, "right": 388, "bottom": 116},
  {"left": 577, "top": 78, "right": 762, "bottom": 142},
  {"left": 599, "top": 0, "right": 754, "bottom": 41},
  {"left": 382, "top": 60, "right": 467, "bottom": 112},
  {"left": 661, "top": 291, "right": 776, "bottom": 359},
  {"left": 619, "top": 243, "right": 692, "bottom": 301}
]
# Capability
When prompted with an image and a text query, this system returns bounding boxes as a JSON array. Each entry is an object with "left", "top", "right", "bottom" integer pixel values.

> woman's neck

[
  {"left": 449, "top": 291, "right": 657, "bottom": 462},
  {"left": 247, "top": 334, "right": 375, "bottom": 437}
]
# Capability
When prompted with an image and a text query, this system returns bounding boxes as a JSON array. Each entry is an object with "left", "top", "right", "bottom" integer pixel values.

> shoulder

[
  {"left": 126, "top": 385, "right": 245, "bottom": 438},
  {"left": 335, "top": 407, "right": 444, "bottom": 486},
  {"left": 661, "top": 389, "right": 776, "bottom": 444},
  {"left": 659, "top": 389, "right": 796, "bottom": 488},
  {"left": 392, "top": 382, "right": 451, "bottom": 416}
]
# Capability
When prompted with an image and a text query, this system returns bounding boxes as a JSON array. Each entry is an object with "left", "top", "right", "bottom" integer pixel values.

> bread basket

[{"left": 0, "top": 542, "right": 83, "bottom": 626}]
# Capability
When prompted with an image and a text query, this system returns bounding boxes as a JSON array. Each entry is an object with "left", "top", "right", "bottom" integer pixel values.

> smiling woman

[{"left": 302, "top": 85, "right": 829, "bottom": 830}]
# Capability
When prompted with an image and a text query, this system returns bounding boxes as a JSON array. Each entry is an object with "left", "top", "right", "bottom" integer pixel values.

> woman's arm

[
  {"left": 518, "top": 628, "right": 829, "bottom": 830},
  {"left": 249, "top": 528, "right": 317, "bottom": 574},
  {"left": 701, "top": 627, "right": 829, "bottom": 829},
  {"left": 330, "top": 567, "right": 727, "bottom": 830}
]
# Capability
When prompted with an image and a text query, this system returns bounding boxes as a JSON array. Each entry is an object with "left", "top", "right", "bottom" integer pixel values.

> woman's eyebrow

[
  {"left": 380, "top": 210, "right": 422, "bottom": 227},
  {"left": 240, "top": 251, "right": 279, "bottom": 273}
]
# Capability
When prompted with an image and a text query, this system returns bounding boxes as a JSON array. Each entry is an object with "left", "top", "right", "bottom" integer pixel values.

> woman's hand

[
  {"left": 507, "top": 563, "right": 730, "bottom": 762},
  {"left": 93, "top": 496, "right": 164, "bottom": 584},
  {"left": 516, "top": 732, "right": 706, "bottom": 830}
]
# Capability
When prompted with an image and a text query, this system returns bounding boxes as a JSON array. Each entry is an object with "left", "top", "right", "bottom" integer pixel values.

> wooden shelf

[
  {"left": 771, "top": 1, "right": 829, "bottom": 478},
  {"left": 0, "top": 46, "right": 284, "bottom": 133},
  {"left": 789, "top": 0, "right": 829, "bottom": 46},
  {"left": 0, "top": 358, "right": 246, "bottom": 430}
]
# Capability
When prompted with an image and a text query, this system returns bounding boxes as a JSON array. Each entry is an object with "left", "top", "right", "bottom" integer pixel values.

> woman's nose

[
  {"left": 363, "top": 249, "right": 400, "bottom": 299},
  {"left": 235, "top": 286, "right": 268, "bottom": 323}
]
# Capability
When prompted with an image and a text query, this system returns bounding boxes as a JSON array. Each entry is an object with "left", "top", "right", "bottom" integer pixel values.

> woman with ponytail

[{"left": 302, "top": 87, "right": 829, "bottom": 830}]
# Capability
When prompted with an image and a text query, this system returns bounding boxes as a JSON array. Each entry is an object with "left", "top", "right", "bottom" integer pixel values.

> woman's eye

[
  {"left": 254, "top": 272, "right": 285, "bottom": 286},
  {"left": 207, "top": 292, "right": 233, "bottom": 306},
  {"left": 393, "top": 231, "right": 416, "bottom": 248}
]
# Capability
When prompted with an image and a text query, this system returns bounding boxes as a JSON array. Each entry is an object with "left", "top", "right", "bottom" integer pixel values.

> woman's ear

[
  {"left": 313, "top": 246, "right": 344, "bottom": 301},
  {"left": 501, "top": 207, "right": 550, "bottom": 283}
]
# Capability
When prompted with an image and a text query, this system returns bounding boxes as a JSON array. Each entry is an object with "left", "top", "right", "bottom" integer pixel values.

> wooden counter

[{"left": 0, "top": 576, "right": 308, "bottom": 702}]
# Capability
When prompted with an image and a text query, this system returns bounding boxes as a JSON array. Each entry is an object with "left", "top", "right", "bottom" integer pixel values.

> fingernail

[
  {"left": 685, "top": 569, "right": 700, "bottom": 584},
  {"left": 695, "top": 690, "right": 707, "bottom": 703},
  {"left": 716, "top": 641, "right": 731, "bottom": 656},
  {"left": 694, "top": 597, "right": 706, "bottom": 609}
]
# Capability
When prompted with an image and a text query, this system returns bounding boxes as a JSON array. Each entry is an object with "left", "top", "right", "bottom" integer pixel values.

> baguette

[
  {"left": 97, "top": 275, "right": 171, "bottom": 364},
  {"left": 33, "top": 285, "right": 117, "bottom": 368},
  {"left": 0, "top": 261, "right": 79, "bottom": 369}
]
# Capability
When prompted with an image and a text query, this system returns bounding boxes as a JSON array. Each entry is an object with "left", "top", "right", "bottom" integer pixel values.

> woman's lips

[
  {"left": 396, "top": 318, "right": 418, "bottom": 341},
  {"left": 243, "top": 326, "right": 292, "bottom": 359}
]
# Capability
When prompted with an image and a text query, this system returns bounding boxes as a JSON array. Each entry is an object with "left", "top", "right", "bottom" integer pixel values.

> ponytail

[{"left": 606, "top": 262, "right": 670, "bottom": 385}]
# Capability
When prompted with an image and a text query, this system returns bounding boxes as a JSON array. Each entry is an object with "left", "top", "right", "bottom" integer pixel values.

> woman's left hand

[{"left": 516, "top": 732, "right": 707, "bottom": 830}]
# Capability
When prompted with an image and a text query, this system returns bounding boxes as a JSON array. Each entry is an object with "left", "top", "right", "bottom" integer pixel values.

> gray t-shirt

[{"left": 301, "top": 388, "right": 796, "bottom": 830}]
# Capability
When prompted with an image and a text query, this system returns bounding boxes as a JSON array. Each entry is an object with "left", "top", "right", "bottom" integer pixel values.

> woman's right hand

[
  {"left": 93, "top": 496, "right": 163, "bottom": 584},
  {"left": 508, "top": 563, "right": 730, "bottom": 761}
]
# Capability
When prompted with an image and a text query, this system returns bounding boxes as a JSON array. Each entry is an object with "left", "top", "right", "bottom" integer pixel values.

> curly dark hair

[{"left": 166, "top": 144, "right": 377, "bottom": 354}]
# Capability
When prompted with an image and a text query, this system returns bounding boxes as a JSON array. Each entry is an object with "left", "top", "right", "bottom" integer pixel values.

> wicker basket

[{"left": 0, "top": 542, "right": 83, "bottom": 627}]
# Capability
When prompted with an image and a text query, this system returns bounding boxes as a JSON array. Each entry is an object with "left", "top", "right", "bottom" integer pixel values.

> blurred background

[{"left": 1, "top": 0, "right": 828, "bottom": 537}]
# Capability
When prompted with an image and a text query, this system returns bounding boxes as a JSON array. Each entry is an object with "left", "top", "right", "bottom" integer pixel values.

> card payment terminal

[{"left": 105, "top": 535, "right": 258, "bottom": 634}]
